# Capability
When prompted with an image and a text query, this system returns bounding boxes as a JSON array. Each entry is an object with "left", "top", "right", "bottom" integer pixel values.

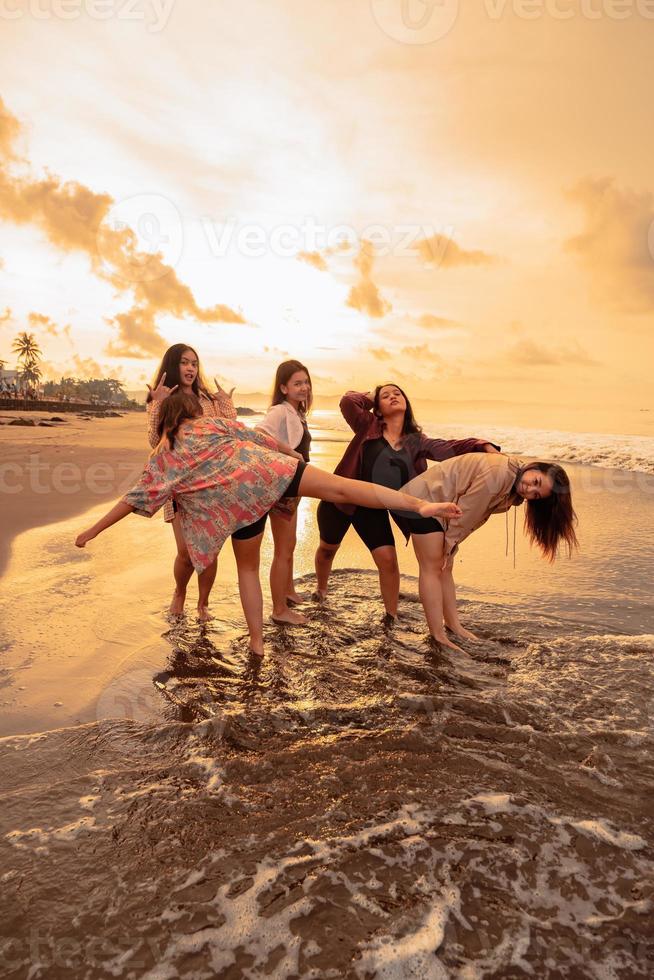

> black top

[
  {"left": 295, "top": 419, "right": 312, "bottom": 462},
  {"left": 360, "top": 437, "right": 413, "bottom": 489}
]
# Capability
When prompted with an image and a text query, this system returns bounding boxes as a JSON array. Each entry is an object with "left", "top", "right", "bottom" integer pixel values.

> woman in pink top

[{"left": 146, "top": 343, "right": 236, "bottom": 619}]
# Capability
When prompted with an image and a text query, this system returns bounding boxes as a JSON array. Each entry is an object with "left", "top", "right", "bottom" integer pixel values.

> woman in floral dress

[{"left": 146, "top": 344, "right": 237, "bottom": 618}]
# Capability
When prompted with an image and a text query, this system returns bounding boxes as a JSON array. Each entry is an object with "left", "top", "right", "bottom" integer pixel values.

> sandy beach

[
  {"left": 1, "top": 415, "right": 653, "bottom": 977},
  {"left": 0, "top": 411, "right": 148, "bottom": 577}
]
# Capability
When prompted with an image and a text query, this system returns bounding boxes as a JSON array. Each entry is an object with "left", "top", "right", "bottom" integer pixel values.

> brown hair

[
  {"left": 521, "top": 463, "right": 579, "bottom": 561},
  {"left": 373, "top": 383, "right": 422, "bottom": 436},
  {"left": 270, "top": 359, "right": 313, "bottom": 414},
  {"left": 146, "top": 344, "right": 212, "bottom": 405},
  {"left": 154, "top": 391, "right": 202, "bottom": 452}
]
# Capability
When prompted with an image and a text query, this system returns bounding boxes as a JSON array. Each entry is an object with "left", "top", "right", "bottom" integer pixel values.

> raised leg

[
  {"left": 231, "top": 532, "right": 265, "bottom": 656},
  {"left": 297, "top": 465, "right": 455, "bottom": 519},
  {"left": 411, "top": 532, "right": 463, "bottom": 653}
]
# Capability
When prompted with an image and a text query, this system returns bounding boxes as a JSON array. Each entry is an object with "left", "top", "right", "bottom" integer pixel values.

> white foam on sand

[{"left": 354, "top": 897, "right": 455, "bottom": 979}]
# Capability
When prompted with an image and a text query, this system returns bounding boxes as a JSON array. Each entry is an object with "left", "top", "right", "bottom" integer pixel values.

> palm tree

[
  {"left": 22, "top": 363, "right": 42, "bottom": 386},
  {"left": 12, "top": 332, "right": 42, "bottom": 368}
]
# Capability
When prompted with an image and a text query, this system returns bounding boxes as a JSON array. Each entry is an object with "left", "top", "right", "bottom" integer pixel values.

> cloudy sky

[{"left": 0, "top": 0, "right": 653, "bottom": 415}]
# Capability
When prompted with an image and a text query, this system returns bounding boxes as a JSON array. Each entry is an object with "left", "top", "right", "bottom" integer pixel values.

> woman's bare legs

[
  {"left": 371, "top": 545, "right": 400, "bottom": 618},
  {"left": 442, "top": 562, "right": 479, "bottom": 641},
  {"left": 197, "top": 561, "right": 218, "bottom": 621},
  {"left": 411, "top": 532, "right": 463, "bottom": 653},
  {"left": 231, "top": 532, "right": 265, "bottom": 656},
  {"left": 171, "top": 515, "right": 218, "bottom": 617},
  {"left": 171, "top": 515, "right": 194, "bottom": 614},
  {"left": 269, "top": 510, "right": 306, "bottom": 625},
  {"left": 297, "top": 465, "right": 457, "bottom": 519},
  {"left": 314, "top": 540, "right": 339, "bottom": 599},
  {"left": 314, "top": 539, "right": 398, "bottom": 616}
]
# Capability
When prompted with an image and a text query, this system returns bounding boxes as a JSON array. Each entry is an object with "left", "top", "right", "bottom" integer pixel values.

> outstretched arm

[
  {"left": 75, "top": 500, "right": 134, "bottom": 548},
  {"left": 421, "top": 435, "right": 501, "bottom": 461}
]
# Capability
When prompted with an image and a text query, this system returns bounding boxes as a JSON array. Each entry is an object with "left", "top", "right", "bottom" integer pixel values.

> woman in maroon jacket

[{"left": 314, "top": 384, "right": 499, "bottom": 622}]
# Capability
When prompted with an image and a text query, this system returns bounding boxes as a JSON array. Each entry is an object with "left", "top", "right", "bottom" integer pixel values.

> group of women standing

[{"left": 76, "top": 343, "right": 578, "bottom": 656}]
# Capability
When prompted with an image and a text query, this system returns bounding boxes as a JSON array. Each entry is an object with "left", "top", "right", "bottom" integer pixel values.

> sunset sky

[{"left": 1, "top": 1, "right": 653, "bottom": 413}]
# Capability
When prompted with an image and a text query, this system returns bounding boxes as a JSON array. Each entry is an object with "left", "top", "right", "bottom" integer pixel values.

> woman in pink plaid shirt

[{"left": 146, "top": 343, "right": 237, "bottom": 619}]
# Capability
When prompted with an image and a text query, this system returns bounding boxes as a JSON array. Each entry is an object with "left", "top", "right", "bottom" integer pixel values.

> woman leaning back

[{"left": 146, "top": 343, "right": 236, "bottom": 619}]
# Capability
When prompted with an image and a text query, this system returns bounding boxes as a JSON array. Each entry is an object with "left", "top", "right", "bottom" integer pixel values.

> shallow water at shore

[
  {"left": 1, "top": 429, "right": 653, "bottom": 977},
  {"left": 1, "top": 571, "right": 653, "bottom": 978}
]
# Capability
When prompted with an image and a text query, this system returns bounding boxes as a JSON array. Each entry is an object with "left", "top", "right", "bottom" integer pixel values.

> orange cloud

[
  {"left": 28, "top": 311, "right": 72, "bottom": 341},
  {"left": 400, "top": 344, "right": 444, "bottom": 365},
  {"left": 413, "top": 234, "right": 497, "bottom": 269},
  {"left": 369, "top": 347, "right": 392, "bottom": 360},
  {"left": 507, "top": 338, "right": 598, "bottom": 367},
  {"left": 346, "top": 240, "right": 392, "bottom": 319},
  {"left": 297, "top": 250, "right": 328, "bottom": 271},
  {"left": 414, "top": 313, "right": 460, "bottom": 330},
  {"left": 566, "top": 177, "right": 654, "bottom": 314},
  {"left": 0, "top": 96, "right": 246, "bottom": 358}
]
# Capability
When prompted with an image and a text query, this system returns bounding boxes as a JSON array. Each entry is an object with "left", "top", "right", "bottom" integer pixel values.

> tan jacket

[{"left": 403, "top": 453, "right": 530, "bottom": 557}]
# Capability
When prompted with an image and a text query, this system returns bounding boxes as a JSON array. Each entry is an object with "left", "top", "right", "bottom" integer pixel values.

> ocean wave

[{"left": 308, "top": 412, "right": 654, "bottom": 475}]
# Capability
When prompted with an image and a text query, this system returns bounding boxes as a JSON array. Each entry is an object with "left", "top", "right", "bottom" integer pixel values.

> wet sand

[
  {"left": 0, "top": 411, "right": 147, "bottom": 577},
  {"left": 1, "top": 418, "right": 653, "bottom": 977}
]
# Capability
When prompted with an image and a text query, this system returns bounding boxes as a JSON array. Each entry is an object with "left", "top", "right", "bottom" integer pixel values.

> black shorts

[
  {"left": 317, "top": 501, "right": 443, "bottom": 552},
  {"left": 390, "top": 512, "right": 444, "bottom": 538},
  {"left": 317, "top": 501, "right": 394, "bottom": 552},
  {"left": 232, "top": 461, "right": 306, "bottom": 541},
  {"left": 231, "top": 513, "right": 268, "bottom": 541}
]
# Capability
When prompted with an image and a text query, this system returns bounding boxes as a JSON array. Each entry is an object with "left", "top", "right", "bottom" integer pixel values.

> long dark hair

[
  {"left": 270, "top": 359, "right": 313, "bottom": 414},
  {"left": 155, "top": 391, "right": 202, "bottom": 451},
  {"left": 373, "top": 383, "right": 422, "bottom": 436},
  {"left": 520, "top": 462, "right": 579, "bottom": 562},
  {"left": 147, "top": 344, "right": 212, "bottom": 404}
]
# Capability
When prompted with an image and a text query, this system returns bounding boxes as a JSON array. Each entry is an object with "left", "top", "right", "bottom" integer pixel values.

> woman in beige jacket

[{"left": 401, "top": 453, "right": 578, "bottom": 651}]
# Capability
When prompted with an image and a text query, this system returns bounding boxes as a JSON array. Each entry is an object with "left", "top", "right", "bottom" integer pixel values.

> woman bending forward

[{"left": 400, "top": 453, "right": 578, "bottom": 651}]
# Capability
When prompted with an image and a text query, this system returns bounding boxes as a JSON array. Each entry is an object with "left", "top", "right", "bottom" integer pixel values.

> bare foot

[
  {"left": 446, "top": 625, "right": 480, "bottom": 642},
  {"left": 382, "top": 612, "right": 396, "bottom": 629},
  {"left": 249, "top": 638, "right": 265, "bottom": 657},
  {"left": 418, "top": 501, "right": 462, "bottom": 521},
  {"left": 169, "top": 590, "right": 186, "bottom": 616},
  {"left": 430, "top": 633, "right": 464, "bottom": 654},
  {"left": 312, "top": 589, "right": 327, "bottom": 602},
  {"left": 197, "top": 604, "right": 212, "bottom": 622},
  {"left": 286, "top": 592, "right": 306, "bottom": 605},
  {"left": 272, "top": 608, "right": 308, "bottom": 626}
]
